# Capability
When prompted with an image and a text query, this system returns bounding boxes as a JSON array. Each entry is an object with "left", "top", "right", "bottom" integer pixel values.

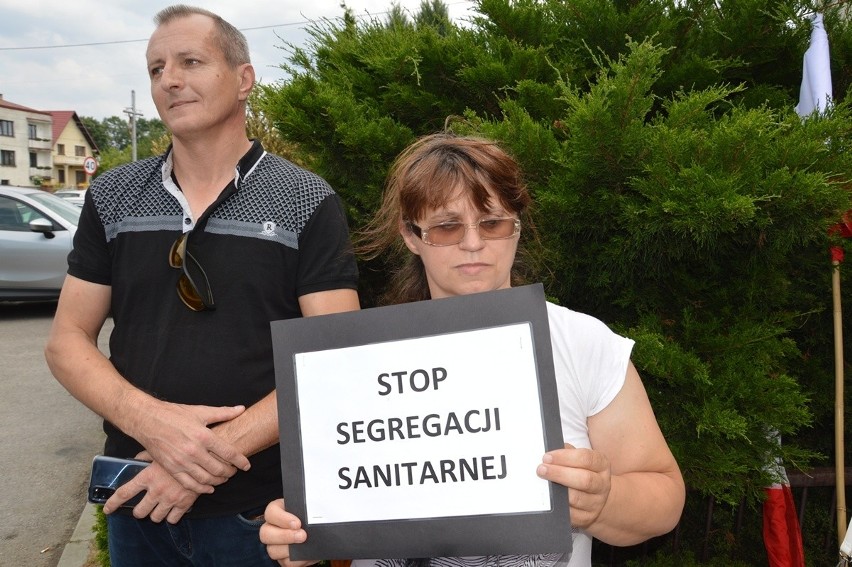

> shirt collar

[{"left": 160, "top": 140, "right": 267, "bottom": 230}]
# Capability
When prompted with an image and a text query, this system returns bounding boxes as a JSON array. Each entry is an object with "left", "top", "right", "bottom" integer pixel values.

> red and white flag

[
  {"left": 764, "top": 14, "right": 830, "bottom": 546},
  {"left": 763, "top": 447, "right": 805, "bottom": 567}
]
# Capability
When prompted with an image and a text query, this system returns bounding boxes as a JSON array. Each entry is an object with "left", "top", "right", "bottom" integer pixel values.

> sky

[{"left": 0, "top": 0, "right": 477, "bottom": 121}]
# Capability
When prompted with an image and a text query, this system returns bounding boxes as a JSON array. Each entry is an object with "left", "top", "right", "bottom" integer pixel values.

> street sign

[{"left": 83, "top": 156, "right": 98, "bottom": 176}]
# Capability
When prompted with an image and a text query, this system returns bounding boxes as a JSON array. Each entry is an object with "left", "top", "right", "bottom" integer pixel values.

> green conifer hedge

[{"left": 258, "top": 0, "right": 852, "bottom": 562}]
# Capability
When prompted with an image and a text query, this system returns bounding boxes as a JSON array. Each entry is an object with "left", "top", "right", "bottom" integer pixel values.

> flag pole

[
  {"left": 795, "top": 9, "right": 841, "bottom": 545},
  {"left": 834, "top": 259, "right": 847, "bottom": 545}
]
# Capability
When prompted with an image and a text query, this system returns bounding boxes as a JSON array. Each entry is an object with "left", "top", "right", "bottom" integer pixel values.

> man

[{"left": 44, "top": 5, "right": 359, "bottom": 565}]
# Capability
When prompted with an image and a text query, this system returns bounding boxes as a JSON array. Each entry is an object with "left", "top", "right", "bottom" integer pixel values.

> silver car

[
  {"left": 0, "top": 185, "right": 82, "bottom": 301},
  {"left": 54, "top": 188, "right": 87, "bottom": 207}
]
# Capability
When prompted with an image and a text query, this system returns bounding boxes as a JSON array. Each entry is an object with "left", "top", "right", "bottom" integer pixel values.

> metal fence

[{"left": 592, "top": 467, "right": 851, "bottom": 565}]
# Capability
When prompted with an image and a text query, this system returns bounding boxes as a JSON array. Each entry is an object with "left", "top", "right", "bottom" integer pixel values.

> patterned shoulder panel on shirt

[
  {"left": 87, "top": 152, "right": 338, "bottom": 246},
  {"left": 88, "top": 155, "right": 181, "bottom": 242},
  {"left": 206, "top": 153, "right": 337, "bottom": 249},
  {"left": 216, "top": 152, "right": 335, "bottom": 233}
]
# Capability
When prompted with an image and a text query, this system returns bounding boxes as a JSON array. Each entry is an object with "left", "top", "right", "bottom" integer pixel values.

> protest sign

[{"left": 272, "top": 284, "right": 570, "bottom": 559}]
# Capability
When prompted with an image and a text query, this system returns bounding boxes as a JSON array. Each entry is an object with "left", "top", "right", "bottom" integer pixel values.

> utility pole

[{"left": 123, "top": 90, "right": 143, "bottom": 162}]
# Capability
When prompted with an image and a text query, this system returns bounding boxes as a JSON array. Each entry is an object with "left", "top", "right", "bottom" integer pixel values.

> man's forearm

[
  {"left": 211, "top": 391, "right": 279, "bottom": 457},
  {"left": 46, "top": 328, "right": 158, "bottom": 436}
]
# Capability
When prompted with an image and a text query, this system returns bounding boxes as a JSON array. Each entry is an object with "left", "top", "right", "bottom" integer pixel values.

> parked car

[
  {"left": 54, "top": 188, "right": 87, "bottom": 207},
  {"left": 0, "top": 185, "right": 81, "bottom": 301}
]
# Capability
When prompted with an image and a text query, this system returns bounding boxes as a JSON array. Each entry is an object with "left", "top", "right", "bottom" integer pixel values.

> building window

[
  {"left": 57, "top": 144, "right": 65, "bottom": 155},
  {"left": 30, "top": 152, "right": 37, "bottom": 167},
  {"left": 58, "top": 170, "right": 65, "bottom": 184},
  {"left": 1, "top": 150, "right": 15, "bottom": 166},
  {"left": 0, "top": 120, "right": 13, "bottom": 137},
  {"left": 75, "top": 170, "right": 85, "bottom": 185},
  {"left": 28, "top": 124, "right": 37, "bottom": 139},
  {"left": 75, "top": 145, "right": 85, "bottom": 157}
]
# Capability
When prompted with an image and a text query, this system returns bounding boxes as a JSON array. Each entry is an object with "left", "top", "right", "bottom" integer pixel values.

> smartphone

[{"left": 87, "top": 455, "right": 150, "bottom": 507}]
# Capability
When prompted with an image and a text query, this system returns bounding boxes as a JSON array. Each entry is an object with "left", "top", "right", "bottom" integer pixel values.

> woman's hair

[
  {"left": 154, "top": 4, "right": 251, "bottom": 68},
  {"left": 357, "top": 132, "right": 535, "bottom": 305}
]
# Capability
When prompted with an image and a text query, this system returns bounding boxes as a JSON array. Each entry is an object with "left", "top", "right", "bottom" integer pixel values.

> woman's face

[{"left": 401, "top": 186, "right": 520, "bottom": 300}]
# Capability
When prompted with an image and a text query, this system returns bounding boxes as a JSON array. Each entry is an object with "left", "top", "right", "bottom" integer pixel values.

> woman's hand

[
  {"left": 537, "top": 444, "right": 612, "bottom": 529},
  {"left": 259, "top": 499, "right": 319, "bottom": 567}
]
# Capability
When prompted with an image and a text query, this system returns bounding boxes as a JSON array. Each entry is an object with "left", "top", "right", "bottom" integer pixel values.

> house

[
  {"left": 0, "top": 94, "right": 99, "bottom": 189},
  {"left": 0, "top": 95, "right": 53, "bottom": 187},
  {"left": 46, "top": 110, "right": 100, "bottom": 189}
]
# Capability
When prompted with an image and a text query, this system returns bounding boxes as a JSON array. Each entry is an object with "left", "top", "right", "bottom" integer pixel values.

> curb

[{"left": 57, "top": 502, "right": 96, "bottom": 567}]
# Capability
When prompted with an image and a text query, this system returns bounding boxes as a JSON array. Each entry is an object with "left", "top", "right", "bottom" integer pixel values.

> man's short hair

[{"left": 154, "top": 4, "right": 251, "bottom": 68}]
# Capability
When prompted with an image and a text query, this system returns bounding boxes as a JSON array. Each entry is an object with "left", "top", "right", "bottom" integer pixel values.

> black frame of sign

[{"left": 271, "top": 284, "right": 570, "bottom": 560}]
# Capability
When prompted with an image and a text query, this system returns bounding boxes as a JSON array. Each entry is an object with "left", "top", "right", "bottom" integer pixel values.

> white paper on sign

[{"left": 294, "top": 323, "right": 550, "bottom": 524}]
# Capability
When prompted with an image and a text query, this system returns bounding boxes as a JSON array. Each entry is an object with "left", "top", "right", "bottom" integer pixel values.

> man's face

[{"left": 145, "top": 14, "right": 252, "bottom": 138}]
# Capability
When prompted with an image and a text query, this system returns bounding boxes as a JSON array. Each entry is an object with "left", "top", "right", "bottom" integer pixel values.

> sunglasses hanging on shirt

[{"left": 168, "top": 232, "right": 215, "bottom": 311}]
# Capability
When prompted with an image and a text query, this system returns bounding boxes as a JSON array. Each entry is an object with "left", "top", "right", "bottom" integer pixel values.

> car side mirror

[{"left": 29, "top": 217, "right": 56, "bottom": 239}]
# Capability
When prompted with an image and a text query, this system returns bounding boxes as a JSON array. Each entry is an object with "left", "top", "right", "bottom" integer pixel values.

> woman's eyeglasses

[
  {"left": 407, "top": 217, "right": 521, "bottom": 247},
  {"left": 168, "top": 233, "right": 215, "bottom": 311}
]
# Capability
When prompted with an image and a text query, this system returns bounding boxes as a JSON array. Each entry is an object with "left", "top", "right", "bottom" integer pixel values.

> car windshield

[{"left": 27, "top": 192, "right": 82, "bottom": 225}]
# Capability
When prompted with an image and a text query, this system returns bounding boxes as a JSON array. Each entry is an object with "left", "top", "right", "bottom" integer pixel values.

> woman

[{"left": 260, "top": 133, "right": 685, "bottom": 567}]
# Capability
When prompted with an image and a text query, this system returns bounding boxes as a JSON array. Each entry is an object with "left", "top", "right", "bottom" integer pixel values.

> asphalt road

[{"left": 0, "top": 300, "right": 109, "bottom": 567}]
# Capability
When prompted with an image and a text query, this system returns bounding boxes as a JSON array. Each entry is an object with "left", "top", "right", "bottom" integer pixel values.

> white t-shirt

[{"left": 352, "top": 302, "right": 634, "bottom": 567}]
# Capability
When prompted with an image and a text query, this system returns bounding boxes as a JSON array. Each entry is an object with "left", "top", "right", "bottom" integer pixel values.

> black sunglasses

[{"left": 168, "top": 232, "right": 215, "bottom": 311}]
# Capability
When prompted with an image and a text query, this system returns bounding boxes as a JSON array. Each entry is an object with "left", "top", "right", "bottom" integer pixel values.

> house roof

[
  {"left": 47, "top": 110, "right": 100, "bottom": 154},
  {"left": 0, "top": 97, "right": 51, "bottom": 117}
]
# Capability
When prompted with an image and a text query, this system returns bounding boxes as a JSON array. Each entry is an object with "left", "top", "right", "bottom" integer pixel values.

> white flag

[{"left": 795, "top": 13, "right": 833, "bottom": 117}]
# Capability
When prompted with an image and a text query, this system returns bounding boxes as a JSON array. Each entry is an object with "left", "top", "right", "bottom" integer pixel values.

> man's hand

[
  {"left": 103, "top": 460, "right": 201, "bottom": 524},
  {"left": 536, "top": 443, "right": 612, "bottom": 529},
  {"left": 259, "top": 499, "right": 319, "bottom": 567},
  {"left": 132, "top": 402, "right": 251, "bottom": 492}
]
